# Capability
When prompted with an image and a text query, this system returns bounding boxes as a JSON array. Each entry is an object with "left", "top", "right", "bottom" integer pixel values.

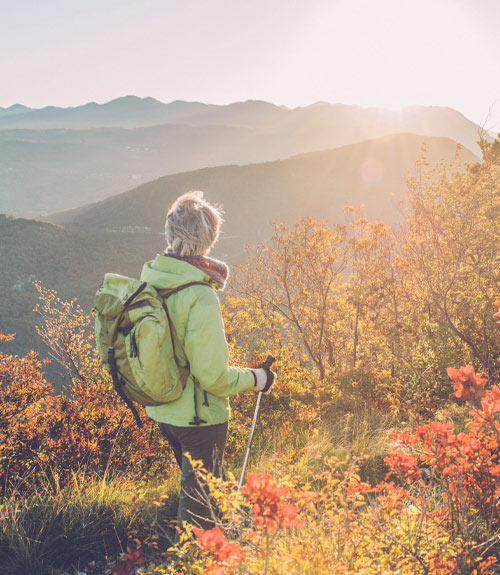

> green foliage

[{"left": 398, "top": 320, "right": 471, "bottom": 411}]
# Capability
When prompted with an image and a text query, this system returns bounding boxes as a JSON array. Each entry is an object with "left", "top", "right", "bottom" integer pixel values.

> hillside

[
  {"left": 0, "top": 214, "right": 156, "bottom": 365},
  {"left": 0, "top": 123, "right": 267, "bottom": 217},
  {"left": 1, "top": 133, "right": 477, "bottom": 362},
  {"left": 49, "top": 133, "right": 477, "bottom": 251},
  {"left": 0, "top": 99, "right": 486, "bottom": 218}
]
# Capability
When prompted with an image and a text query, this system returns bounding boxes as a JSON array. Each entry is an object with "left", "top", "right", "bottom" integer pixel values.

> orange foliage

[
  {"left": 447, "top": 365, "right": 488, "bottom": 401},
  {"left": 385, "top": 367, "right": 500, "bottom": 570},
  {"left": 241, "top": 473, "right": 302, "bottom": 534},
  {"left": 0, "top": 283, "right": 175, "bottom": 495},
  {"left": 193, "top": 527, "right": 245, "bottom": 574},
  {"left": 177, "top": 445, "right": 498, "bottom": 575}
]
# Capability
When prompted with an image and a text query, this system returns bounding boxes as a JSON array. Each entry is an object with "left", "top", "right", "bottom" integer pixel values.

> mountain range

[
  {"left": 0, "top": 97, "right": 487, "bottom": 218},
  {"left": 0, "top": 97, "right": 287, "bottom": 129}
]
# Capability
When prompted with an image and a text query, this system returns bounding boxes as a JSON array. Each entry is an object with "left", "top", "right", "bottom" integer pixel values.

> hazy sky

[{"left": 1, "top": 0, "right": 499, "bottom": 129}]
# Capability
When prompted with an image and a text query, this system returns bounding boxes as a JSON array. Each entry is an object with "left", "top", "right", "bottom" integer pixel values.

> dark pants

[{"left": 159, "top": 421, "right": 228, "bottom": 531}]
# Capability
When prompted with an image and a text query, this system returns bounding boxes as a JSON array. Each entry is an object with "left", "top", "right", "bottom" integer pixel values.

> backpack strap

[
  {"left": 159, "top": 281, "right": 213, "bottom": 425},
  {"left": 109, "top": 281, "right": 148, "bottom": 349},
  {"left": 107, "top": 347, "right": 144, "bottom": 428},
  {"left": 161, "top": 281, "right": 213, "bottom": 299},
  {"left": 158, "top": 281, "right": 212, "bottom": 360},
  {"left": 107, "top": 281, "right": 149, "bottom": 428}
]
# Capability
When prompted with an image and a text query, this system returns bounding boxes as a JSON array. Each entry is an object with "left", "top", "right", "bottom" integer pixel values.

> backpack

[{"left": 94, "top": 273, "right": 209, "bottom": 427}]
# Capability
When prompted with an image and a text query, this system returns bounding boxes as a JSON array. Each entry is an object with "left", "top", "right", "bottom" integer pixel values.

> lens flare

[{"left": 360, "top": 158, "right": 385, "bottom": 186}]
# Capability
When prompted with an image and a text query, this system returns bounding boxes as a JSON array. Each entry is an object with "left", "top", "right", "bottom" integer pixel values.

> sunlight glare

[{"left": 291, "top": 0, "right": 491, "bottom": 114}]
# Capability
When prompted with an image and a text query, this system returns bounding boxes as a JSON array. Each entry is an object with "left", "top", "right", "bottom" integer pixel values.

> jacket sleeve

[{"left": 183, "top": 288, "right": 256, "bottom": 398}]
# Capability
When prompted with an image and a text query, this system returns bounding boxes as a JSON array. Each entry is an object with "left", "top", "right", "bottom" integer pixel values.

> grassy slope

[{"left": 0, "top": 408, "right": 395, "bottom": 575}]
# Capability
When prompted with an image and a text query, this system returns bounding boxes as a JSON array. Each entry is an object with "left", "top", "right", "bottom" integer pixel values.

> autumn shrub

[
  {"left": 386, "top": 365, "right": 500, "bottom": 567},
  {"left": 143, "top": 451, "right": 497, "bottom": 575},
  {"left": 389, "top": 320, "right": 472, "bottom": 417},
  {"left": 123, "top": 361, "right": 500, "bottom": 575},
  {"left": 3, "top": 341, "right": 500, "bottom": 574},
  {"left": 0, "top": 332, "right": 58, "bottom": 494},
  {"left": 325, "top": 365, "right": 403, "bottom": 414},
  {"left": 223, "top": 141, "right": 500, "bottom": 420},
  {"left": 0, "top": 284, "right": 175, "bottom": 495}
]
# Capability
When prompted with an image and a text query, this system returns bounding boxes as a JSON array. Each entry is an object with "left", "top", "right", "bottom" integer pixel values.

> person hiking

[{"left": 140, "top": 191, "right": 276, "bottom": 533}]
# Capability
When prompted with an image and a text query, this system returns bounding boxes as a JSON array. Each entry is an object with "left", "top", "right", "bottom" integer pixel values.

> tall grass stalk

[
  {"left": 0, "top": 471, "right": 178, "bottom": 575},
  {"left": 245, "top": 407, "right": 396, "bottom": 484}
]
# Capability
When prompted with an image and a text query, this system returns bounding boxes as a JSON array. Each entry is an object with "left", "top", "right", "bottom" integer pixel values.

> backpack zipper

[
  {"left": 129, "top": 330, "right": 139, "bottom": 358},
  {"left": 189, "top": 376, "right": 208, "bottom": 425}
]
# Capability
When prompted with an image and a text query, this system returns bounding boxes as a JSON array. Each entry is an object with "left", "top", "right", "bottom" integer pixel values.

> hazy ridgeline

[{"left": 0, "top": 97, "right": 486, "bottom": 217}]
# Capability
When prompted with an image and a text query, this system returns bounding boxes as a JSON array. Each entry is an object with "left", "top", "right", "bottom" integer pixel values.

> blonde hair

[{"left": 165, "top": 191, "right": 223, "bottom": 256}]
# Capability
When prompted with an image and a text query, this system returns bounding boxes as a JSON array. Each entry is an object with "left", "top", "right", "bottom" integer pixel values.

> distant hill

[
  {"left": 0, "top": 104, "right": 31, "bottom": 117},
  {"left": 1, "top": 133, "right": 477, "bottom": 364},
  {"left": 0, "top": 99, "right": 487, "bottom": 218},
  {"left": 50, "top": 133, "right": 477, "bottom": 251},
  {"left": 0, "top": 97, "right": 484, "bottom": 153},
  {"left": 0, "top": 123, "right": 267, "bottom": 217}
]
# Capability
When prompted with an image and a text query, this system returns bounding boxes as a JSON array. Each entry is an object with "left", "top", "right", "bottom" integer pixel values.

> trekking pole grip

[
  {"left": 262, "top": 355, "right": 276, "bottom": 370},
  {"left": 259, "top": 355, "right": 276, "bottom": 394}
]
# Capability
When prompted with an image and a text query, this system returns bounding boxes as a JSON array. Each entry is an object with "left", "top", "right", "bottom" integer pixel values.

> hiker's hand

[{"left": 253, "top": 367, "right": 276, "bottom": 394}]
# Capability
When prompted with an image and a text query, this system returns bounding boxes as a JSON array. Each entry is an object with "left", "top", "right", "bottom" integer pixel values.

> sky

[{"left": 1, "top": 0, "right": 499, "bottom": 130}]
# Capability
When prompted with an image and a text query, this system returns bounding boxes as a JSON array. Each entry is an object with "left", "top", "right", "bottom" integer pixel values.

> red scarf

[{"left": 165, "top": 250, "right": 229, "bottom": 290}]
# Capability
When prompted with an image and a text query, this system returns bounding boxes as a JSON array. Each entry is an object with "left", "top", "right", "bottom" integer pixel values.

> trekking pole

[{"left": 237, "top": 355, "right": 276, "bottom": 492}]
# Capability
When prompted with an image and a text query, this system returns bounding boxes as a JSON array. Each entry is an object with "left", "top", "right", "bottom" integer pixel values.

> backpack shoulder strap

[
  {"left": 160, "top": 281, "right": 214, "bottom": 300},
  {"left": 157, "top": 281, "right": 213, "bottom": 361},
  {"left": 158, "top": 281, "right": 214, "bottom": 426}
]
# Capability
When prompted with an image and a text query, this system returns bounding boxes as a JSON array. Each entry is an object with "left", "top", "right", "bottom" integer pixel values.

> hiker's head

[{"left": 165, "top": 191, "right": 223, "bottom": 256}]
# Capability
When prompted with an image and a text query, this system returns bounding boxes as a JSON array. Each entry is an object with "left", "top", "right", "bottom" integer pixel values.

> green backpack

[{"left": 94, "top": 273, "right": 209, "bottom": 427}]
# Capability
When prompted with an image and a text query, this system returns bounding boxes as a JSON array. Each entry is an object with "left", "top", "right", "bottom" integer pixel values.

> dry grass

[{"left": 0, "top": 472, "right": 178, "bottom": 575}]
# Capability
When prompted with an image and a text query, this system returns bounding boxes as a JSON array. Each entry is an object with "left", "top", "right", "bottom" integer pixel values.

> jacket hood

[{"left": 140, "top": 254, "right": 214, "bottom": 290}]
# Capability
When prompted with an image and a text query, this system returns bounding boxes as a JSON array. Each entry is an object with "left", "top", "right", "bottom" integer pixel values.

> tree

[
  {"left": 402, "top": 140, "right": 500, "bottom": 380},
  {"left": 345, "top": 208, "right": 407, "bottom": 373},
  {"left": 230, "top": 218, "right": 349, "bottom": 382}
]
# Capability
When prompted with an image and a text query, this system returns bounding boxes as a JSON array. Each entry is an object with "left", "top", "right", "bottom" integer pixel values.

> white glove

[{"left": 252, "top": 367, "right": 276, "bottom": 394}]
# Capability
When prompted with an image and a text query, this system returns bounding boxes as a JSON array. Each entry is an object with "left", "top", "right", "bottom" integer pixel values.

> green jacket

[{"left": 140, "top": 254, "right": 256, "bottom": 426}]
